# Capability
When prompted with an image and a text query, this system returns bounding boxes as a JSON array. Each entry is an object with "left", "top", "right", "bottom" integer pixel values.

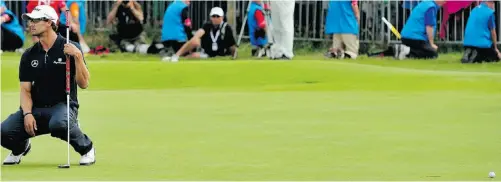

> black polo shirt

[
  {"left": 200, "top": 22, "right": 236, "bottom": 57},
  {"left": 19, "top": 35, "right": 85, "bottom": 109}
]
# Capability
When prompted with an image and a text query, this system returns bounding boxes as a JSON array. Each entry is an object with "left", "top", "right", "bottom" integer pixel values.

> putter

[{"left": 58, "top": 9, "right": 71, "bottom": 169}]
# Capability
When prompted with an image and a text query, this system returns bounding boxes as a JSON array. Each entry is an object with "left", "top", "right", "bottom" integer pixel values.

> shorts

[
  {"left": 162, "top": 40, "right": 185, "bottom": 53},
  {"left": 333, "top": 34, "right": 359, "bottom": 58}
]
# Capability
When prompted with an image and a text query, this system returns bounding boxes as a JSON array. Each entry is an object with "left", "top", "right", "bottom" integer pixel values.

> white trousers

[{"left": 270, "top": 0, "right": 295, "bottom": 59}]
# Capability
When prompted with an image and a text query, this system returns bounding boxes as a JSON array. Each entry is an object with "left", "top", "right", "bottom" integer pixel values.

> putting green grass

[{"left": 1, "top": 52, "right": 501, "bottom": 180}]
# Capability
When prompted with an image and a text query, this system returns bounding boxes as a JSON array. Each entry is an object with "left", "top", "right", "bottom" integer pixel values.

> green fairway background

[{"left": 1, "top": 52, "right": 501, "bottom": 180}]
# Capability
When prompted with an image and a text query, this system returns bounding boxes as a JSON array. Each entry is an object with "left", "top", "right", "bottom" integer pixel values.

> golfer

[
  {"left": 462, "top": 0, "right": 500, "bottom": 63},
  {"left": 1, "top": 5, "right": 95, "bottom": 166},
  {"left": 269, "top": 0, "right": 295, "bottom": 60},
  {"left": 395, "top": 0, "right": 445, "bottom": 60}
]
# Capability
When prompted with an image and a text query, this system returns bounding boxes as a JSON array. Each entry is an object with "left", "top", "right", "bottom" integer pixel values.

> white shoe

[
  {"left": 79, "top": 147, "right": 95, "bottom": 166},
  {"left": 3, "top": 140, "right": 31, "bottom": 165},
  {"left": 170, "top": 55, "right": 179, "bottom": 62},
  {"left": 161, "top": 56, "right": 172, "bottom": 62},
  {"left": 397, "top": 44, "right": 410, "bottom": 60}
]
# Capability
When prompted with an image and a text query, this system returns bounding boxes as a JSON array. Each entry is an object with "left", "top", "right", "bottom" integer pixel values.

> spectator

[
  {"left": 247, "top": 0, "right": 268, "bottom": 57},
  {"left": 26, "top": 0, "right": 80, "bottom": 44},
  {"left": 106, "top": 0, "right": 145, "bottom": 52},
  {"left": 149, "top": 0, "right": 192, "bottom": 56},
  {"left": 462, "top": 0, "right": 500, "bottom": 63},
  {"left": 324, "top": 0, "right": 360, "bottom": 59},
  {"left": 169, "top": 7, "right": 237, "bottom": 62},
  {"left": 269, "top": 0, "right": 295, "bottom": 60},
  {"left": 0, "top": 0, "right": 24, "bottom": 51},
  {"left": 60, "top": 0, "right": 90, "bottom": 53},
  {"left": 394, "top": 0, "right": 446, "bottom": 60}
]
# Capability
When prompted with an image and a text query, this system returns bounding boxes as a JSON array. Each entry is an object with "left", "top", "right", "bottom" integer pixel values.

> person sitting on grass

[
  {"left": 0, "top": 0, "right": 24, "bottom": 52},
  {"left": 324, "top": 0, "right": 360, "bottom": 59},
  {"left": 393, "top": 0, "right": 446, "bottom": 60},
  {"left": 168, "top": 7, "right": 237, "bottom": 62},
  {"left": 461, "top": 0, "right": 500, "bottom": 63}
]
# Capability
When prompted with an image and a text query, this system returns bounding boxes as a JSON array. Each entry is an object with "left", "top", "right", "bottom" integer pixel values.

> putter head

[{"left": 58, "top": 164, "right": 70, "bottom": 169}]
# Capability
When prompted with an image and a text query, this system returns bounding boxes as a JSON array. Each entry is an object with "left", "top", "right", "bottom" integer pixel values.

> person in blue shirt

[
  {"left": 394, "top": 0, "right": 446, "bottom": 60},
  {"left": 324, "top": 0, "right": 360, "bottom": 59},
  {"left": 462, "top": 0, "right": 500, "bottom": 63},
  {"left": 156, "top": 0, "right": 193, "bottom": 56},
  {"left": 247, "top": 0, "right": 268, "bottom": 57},
  {"left": 0, "top": 0, "right": 24, "bottom": 51}
]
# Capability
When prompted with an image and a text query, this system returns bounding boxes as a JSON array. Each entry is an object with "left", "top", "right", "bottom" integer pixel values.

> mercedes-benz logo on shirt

[{"left": 31, "top": 60, "right": 39, "bottom": 67}]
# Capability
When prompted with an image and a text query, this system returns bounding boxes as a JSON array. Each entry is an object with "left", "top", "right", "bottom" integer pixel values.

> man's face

[
  {"left": 183, "top": 0, "right": 190, "bottom": 5},
  {"left": 28, "top": 18, "right": 51, "bottom": 36},
  {"left": 210, "top": 15, "right": 223, "bottom": 25}
]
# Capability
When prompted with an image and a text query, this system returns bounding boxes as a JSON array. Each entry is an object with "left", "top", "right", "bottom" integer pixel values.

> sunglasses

[
  {"left": 29, "top": 18, "right": 48, "bottom": 23},
  {"left": 211, "top": 15, "right": 221, "bottom": 18}
]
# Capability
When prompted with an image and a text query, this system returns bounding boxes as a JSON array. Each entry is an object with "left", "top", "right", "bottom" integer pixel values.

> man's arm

[
  {"left": 129, "top": 1, "right": 144, "bottom": 22},
  {"left": 64, "top": 43, "right": 90, "bottom": 89},
  {"left": 20, "top": 82, "right": 33, "bottom": 115},
  {"left": 426, "top": 26, "right": 435, "bottom": 45},
  {"left": 424, "top": 7, "right": 437, "bottom": 49},
  {"left": 106, "top": 0, "right": 122, "bottom": 25},
  {"left": 18, "top": 51, "right": 37, "bottom": 136},
  {"left": 352, "top": 0, "right": 360, "bottom": 23},
  {"left": 73, "top": 50, "right": 89, "bottom": 89},
  {"left": 224, "top": 25, "right": 237, "bottom": 57},
  {"left": 489, "top": 15, "right": 498, "bottom": 50},
  {"left": 175, "top": 28, "right": 205, "bottom": 57}
]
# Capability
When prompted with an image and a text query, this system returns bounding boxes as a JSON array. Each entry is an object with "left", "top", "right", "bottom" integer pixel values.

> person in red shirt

[{"left": 26, "top": 0, "right": 80, "bottom": 44}]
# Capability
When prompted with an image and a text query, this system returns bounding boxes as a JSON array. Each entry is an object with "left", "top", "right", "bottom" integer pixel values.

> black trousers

[
  {"left": 1, "top": 103, "right": 93, "bottom": 156},
  {"left": 462, "top": 46, "right": 500, "bottom": 63},
  {"left": 1, "top": 27, "right": 23, "bottom": 51},
  {"left": 402, "top": 38, "right": 438, "bottom": 59}
]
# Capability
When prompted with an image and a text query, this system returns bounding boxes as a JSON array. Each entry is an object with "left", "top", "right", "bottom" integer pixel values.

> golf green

[{"left": 1, "top": 52, "right": 500, "bottom": 180}]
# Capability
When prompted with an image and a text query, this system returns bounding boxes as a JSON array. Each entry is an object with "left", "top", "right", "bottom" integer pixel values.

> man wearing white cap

[
  {"left": 269, "top": 0, "right": 295, "bottom": 60},
  {"left": 170, "top": 7, "right": 237, "bottom": 62},
  {"left": 1, "top": 5, "right": 95, "bottom": 166}
]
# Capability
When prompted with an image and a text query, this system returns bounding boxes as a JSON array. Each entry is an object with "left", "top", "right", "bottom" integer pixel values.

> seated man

[
  {"left": 106, "top": 0, "right": 145, "bottom": 52},
  {"left": 394, "top": 0, "right": 445, "bottom": 60},
  {"left": 0, "top": 0, "right": 24, "bottom": 51},
  {"left": 247, "top": 0, "right": 268, "bottom": 57},
  {"left": 169, "top": 7, "right": 237, "bottom": 62},
  {"left": 462, "top": 0, "right": 500, "bottom": 63},
  {"left": 324, "top": 0, "right": 360, "bottom": 59},
  {"left": 154, "top": 0, "right": 193, "bottom": 56}
]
